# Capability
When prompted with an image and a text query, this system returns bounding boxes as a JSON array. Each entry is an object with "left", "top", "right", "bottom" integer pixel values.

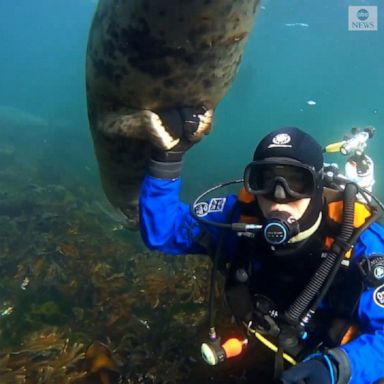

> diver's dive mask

[{"left": 243, "top": 157, "right": 322, "bottom": 203}]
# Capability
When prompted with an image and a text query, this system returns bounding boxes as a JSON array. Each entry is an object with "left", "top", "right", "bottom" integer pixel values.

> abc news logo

[{"left": 349, "top": 6, "right": 378, "bottom": 31}]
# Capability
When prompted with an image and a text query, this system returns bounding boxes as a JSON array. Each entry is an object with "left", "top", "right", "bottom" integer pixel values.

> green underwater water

[
  {"left": 183, "top": 0, "right": 384, "bottom": 200},
  {"left": 0, "top": 0, "right": 383, "bottom": 382}
]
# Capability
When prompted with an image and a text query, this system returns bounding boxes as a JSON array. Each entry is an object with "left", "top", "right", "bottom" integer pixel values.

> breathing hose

[
  {"left": 207, "top": 232, "right": 225, "bottom": 337},
  {"left": 284, "top": 183, "right": 357, "bottom": 325}
]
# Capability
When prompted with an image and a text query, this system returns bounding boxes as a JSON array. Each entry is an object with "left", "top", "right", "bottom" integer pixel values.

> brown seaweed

[{"left": 0, "top": 126, "right": 273, "bottom": 383}]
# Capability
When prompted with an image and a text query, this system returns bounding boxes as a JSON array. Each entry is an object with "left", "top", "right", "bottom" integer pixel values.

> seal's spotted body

[{"left": 86, "top": 0, "right": 260, "bottom": 228}]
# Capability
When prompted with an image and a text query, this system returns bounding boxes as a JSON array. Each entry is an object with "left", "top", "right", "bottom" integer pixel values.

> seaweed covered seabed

[{"left": 0, "top": 122, "right": 273, "bottom": 384}]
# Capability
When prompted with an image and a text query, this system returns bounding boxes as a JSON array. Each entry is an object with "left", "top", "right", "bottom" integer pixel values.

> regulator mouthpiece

[{"left": 264, "top": 211, "right": 299, "bottom": 245}]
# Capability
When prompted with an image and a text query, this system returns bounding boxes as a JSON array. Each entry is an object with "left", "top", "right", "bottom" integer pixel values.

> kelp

[
  {"left": 0, "top": 128, "right": 273, "bottom": 383},
  {"left": 0, "top": 328, "right": 86, "bottom": 383}
]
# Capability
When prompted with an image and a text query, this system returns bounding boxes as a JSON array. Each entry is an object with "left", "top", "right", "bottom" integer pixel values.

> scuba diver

[{"left": 139, "top": 109, "right": 384, "bottom": 384}]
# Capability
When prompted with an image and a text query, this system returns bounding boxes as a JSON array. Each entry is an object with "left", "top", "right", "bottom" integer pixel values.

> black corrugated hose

[{"left": 284, "top": 183, "right": 357, "bottom": 325}]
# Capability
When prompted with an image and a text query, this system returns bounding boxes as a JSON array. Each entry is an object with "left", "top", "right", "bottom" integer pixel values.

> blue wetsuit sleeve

[
  {"left": 139, "top": 175, "right": 237, "bottom": 255},
  {"left": 338, "top": 223, "right": 384, "bottom": 384}
]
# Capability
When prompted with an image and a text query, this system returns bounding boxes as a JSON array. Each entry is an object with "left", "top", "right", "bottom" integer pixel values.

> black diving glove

[
  {"left": 147, "top": 106, "right": 213, "bottom": 179},
  {"left": 278, "top": 355, "right": 337, "bottom": 384}
]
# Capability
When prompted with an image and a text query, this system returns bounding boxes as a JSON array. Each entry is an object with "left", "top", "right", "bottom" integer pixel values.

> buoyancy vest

[{"left": 225, "top": 187, "right": 373, "bottom": 359}]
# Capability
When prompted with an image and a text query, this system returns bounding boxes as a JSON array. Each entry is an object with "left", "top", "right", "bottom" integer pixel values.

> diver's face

[{"left": 256, "top": 195, "right": 311, "bottom": 220}]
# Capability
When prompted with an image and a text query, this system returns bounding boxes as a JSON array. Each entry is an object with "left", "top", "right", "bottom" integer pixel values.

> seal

[{"left": 86, "top": 0, "right": 260, "bottom": 229}]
